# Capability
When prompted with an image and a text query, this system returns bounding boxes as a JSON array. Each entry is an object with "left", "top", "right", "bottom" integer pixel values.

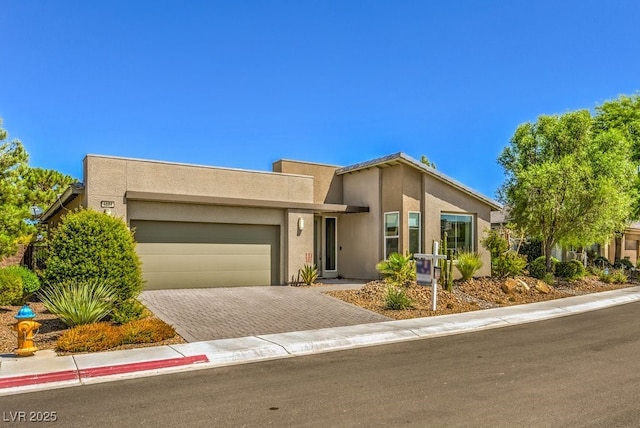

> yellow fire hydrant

[{"left": 12, "top": 304, "right": 41, "bottom": 357}]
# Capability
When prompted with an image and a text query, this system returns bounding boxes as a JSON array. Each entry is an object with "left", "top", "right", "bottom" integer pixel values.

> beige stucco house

[{"left": 42, "top": 152, "right": 500, "bottom": 289}]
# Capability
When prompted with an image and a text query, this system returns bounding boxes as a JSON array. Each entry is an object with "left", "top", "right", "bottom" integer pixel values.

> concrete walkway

[
  {"left": 2, "top": 286, "right": 640, "bottom": 396},
  {"left": 139, "top": 281, "right": 386, "bottom": 342}
]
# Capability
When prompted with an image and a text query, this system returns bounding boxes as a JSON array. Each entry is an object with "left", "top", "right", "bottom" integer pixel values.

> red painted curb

[
  {"left": 0, "top": 370, "right": 79, "bottom": 389},
  {"left": 78, "top": 354, "right": 210, "bottom": 379}
]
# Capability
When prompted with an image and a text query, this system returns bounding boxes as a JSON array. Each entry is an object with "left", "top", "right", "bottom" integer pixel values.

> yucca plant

[
  {"left": 376, "top": 252, "right": 416, "bottom": 285},
  {"left": 38, "top": 279, "right": 118, "bottom": 327},
  {"left": 299, "top": 264, "right": 319, "bottom": 285},
  {"left": 455, "top": 252, "right": 483, "bottom": 281}
]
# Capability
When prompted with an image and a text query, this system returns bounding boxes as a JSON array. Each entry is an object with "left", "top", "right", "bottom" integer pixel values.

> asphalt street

[{"left": 4, "top": 301, "right": 640, "bottom": 427}]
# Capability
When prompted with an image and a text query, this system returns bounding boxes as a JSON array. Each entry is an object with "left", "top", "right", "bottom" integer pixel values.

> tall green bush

[
  {"left": 481, "top": 229, "right": 526, "bottom": 278},
  {"left": 492, "top": 251, "right": 527, "bottom": 278},
  {"left": 43, "top": 209, "right": 143, "bottom": 303},
  {"left": 481, "top": 228, "right": 509, "bottom": 259}
]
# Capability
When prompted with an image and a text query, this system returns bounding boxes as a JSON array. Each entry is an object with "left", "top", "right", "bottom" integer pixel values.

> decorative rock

[
  {"left": 535, "top": 280, "right": 551, "bottom": 294},
  {"left": 517, "top": 279, "right": 530, "bottom": 291},
  {"left": 502, "top": 278, "right": 518, "bottom": 294}
]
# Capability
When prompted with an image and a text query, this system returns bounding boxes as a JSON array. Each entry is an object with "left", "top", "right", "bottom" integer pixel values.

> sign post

[{"left": 415, "top": 251, "right": 447, "bottom": 312}]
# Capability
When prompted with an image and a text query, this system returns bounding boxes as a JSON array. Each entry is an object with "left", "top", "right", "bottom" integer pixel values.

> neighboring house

[
  {"left": 490, "top": 208, "right": 640, "bottom": 266},
  {"left": 603, "top": 221, "right": 640, "bottom": 265},
  {"left": 41, "top": 152, "right": 500, "bottom": 289}
]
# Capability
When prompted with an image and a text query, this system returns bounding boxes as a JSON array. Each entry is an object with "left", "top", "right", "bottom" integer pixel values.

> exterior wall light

[{"left": 298, "top": 217, "right": 305, "bottom": 231}]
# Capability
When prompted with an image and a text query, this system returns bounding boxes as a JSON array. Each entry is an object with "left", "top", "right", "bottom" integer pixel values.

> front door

[{"left": 314, "top": 216, "right": 338, "bottom": 278}]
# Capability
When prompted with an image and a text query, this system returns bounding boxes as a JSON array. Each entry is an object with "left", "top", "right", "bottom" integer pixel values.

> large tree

[
  {"left": 498, "top": 109, "right": 635, "bottom": 272},
  {"left": 0, "top": 120, "right": 29, "bottom": 257},
  {"left": 0, "top": 120, "right": 75, "bottom": 258},
  {"left": 593, "top": 93, "right": 640, "bottom": 218}
]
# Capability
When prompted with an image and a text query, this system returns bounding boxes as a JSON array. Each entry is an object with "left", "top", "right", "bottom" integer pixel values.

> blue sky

[{"left": 2, "top": 1, "right": 639, "bottom": 199}]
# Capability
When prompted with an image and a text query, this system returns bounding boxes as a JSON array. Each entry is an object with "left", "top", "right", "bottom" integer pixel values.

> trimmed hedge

[
  {"left": 43, "top": 209, "right": 143, "bottom": 304},
  {"left": 556, "top": 259, "right": 586, "bottom": 279},
  {"left": 528, "top": 256, "right": 559, "bottom": 279}
]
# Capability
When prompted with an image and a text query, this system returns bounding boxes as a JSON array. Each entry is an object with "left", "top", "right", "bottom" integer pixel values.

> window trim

[
  {"left": 384, "top": 211, "right": 400, "bottom": 259},
  {"left": 408, "top": 211, "right": 421, "bottom": 255}
]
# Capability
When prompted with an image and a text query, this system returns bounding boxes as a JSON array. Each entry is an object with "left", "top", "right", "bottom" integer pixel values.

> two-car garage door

[{"left": 131, "top": 220, "right": 280, "bottom": 289}]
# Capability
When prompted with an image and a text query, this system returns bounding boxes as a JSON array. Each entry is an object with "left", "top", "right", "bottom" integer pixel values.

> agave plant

[
  {"left": 38, "top": 279, "right": 118, "bottom": 327},
  {"left": 299, "top": 264, "right": 319, "bottom": 285}
]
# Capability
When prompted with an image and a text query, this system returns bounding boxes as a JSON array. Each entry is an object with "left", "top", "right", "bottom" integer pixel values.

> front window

[
  {"left": 440, "top": 213, "right": 474, "bottom": 254},
  {"left": 408, "top": 212, "right": 421, "bottom": 255},
  {"left": 384, "top": 212, "right": 399, "bottom": 258}
]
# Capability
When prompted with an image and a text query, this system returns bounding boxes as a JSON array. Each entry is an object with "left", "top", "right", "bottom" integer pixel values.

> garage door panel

[
  {"left": 138, "top": 246, "right": 271, "bottom": 272},
  {"left": 131, "top": 220, "right": 280, "bottom": 289},
  {"left": 142, "top": 270, "right": 271, "bottom": 289},
  {"left": 137, "top": 243, "right": 272, "bottom": 257}
]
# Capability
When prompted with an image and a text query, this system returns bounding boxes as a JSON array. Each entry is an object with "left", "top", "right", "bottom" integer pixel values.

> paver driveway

[{"left": 140, "top": 283, "right": 391, "bottom": 342}]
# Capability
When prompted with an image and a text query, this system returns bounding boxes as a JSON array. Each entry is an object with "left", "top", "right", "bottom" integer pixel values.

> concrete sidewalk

[{"left": 2, "top": 286, "right": 640, "bottom": 396}]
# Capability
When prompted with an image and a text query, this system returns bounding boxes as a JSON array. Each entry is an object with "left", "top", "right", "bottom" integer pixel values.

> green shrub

[
  {"left": 455, "top": 252, "right": 483, "bottom": 280},
  {"left": 384, "top": 285, "right": 413, "bottom": 310},
  {"left": 556, "top": 260, "right": 585, "bottom": 279},
  {"left": 110, "top": 298, "right": 147, "bottom": 324},
  {"left": 492, "top": 251, "right": 527, "bottom": 278},
  {"left": 556, "top": 261, "right": 578, "bottom": 279},
  {"left": 528, "top": 256, "right": 559, "bottom": 279},
  {"left": 614, "top": 258, "right": 634, "bottom": 270},
  {"left": 592, "top": 267, "right": 628, "bottom": 284},
  {"left": 0, "top": 269, "right": 23, "bottom": 306},
  {"left": 591, "top": 267, "right": 610, "bottom": 283},
  {"left": 43, "top": 209, "right": 143, "bottom": 303},
  {"left": 518, "top": 239, "right": 543, "bottom": 263},
  {"left": 542, "top": 272, "right": 555, "bottom": 285},
  {"left": 592, "top": 256, "right": 612, "bottom": 269},
  {"left": 4, "top": 265, "right": 41, "bottom": 299},
  {"left": 298, "top": 264, "right": 319, "bottom": 286},
  {"left": 376, "top": 253, "right": 415, "bottom": 285},
  {"left": 38, "top": 279, "right": 118, "bottom": 327},
  {"left": 569, "top": 259, "right": 586, "bottom": 279},
  {"left": 609, "top": 269, "right": 628, "bottom": 284}
]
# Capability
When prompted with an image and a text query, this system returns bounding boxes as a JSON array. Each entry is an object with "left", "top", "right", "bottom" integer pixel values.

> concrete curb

[{"left": 2, "top": 286, "right": 640, "bottom": 395}]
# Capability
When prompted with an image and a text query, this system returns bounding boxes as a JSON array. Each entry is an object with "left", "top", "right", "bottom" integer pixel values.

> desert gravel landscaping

[
  {"left": 324, "top": 275, "right": 635, "bottom": 320},
  {"left": 0, "top": 275, "right": 634, "bottom": 355}
]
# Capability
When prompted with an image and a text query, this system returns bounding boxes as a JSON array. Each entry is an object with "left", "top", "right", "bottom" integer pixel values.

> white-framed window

[
  {"left": 384, "top": 211, "right": 399, "bottom": 259},
  {"left": 408, "top": 211, "right": 421, "bottom": 255},
  {"left": 440, "top": 213, "right": 474, "bottom": 254}
]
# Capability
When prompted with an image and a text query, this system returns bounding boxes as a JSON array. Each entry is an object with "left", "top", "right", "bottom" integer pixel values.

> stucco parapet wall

[
  {"left": 125, "top": 191, "right": 369, "bottom": 213},
  {"left": 336, "top": 152, "right": 502, "bottom": 210},
  {"left": 86, "top": 154, "right": 317, "bottom": 179}
]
